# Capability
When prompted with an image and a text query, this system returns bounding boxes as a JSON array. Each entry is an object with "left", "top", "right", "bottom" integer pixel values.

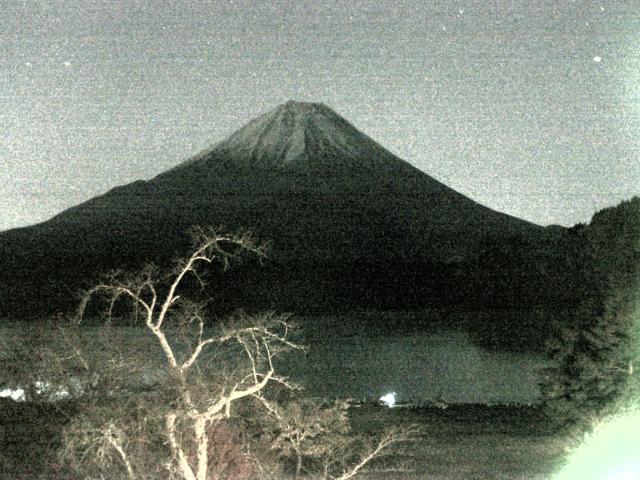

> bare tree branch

[
  {"left": 34, "top": 228, "right": 413, "bottom": 480},
  {"left": 333, "top": 426, "right": 420, "bottom": 480}
]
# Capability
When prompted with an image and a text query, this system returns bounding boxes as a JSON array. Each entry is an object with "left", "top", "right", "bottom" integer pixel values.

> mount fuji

[{"left": 0, "top": 101, "right": 542, "bottom": 317}]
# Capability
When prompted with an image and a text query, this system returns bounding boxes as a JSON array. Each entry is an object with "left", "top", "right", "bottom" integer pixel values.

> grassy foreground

[
  {"left": 348, "top": 404, "right": 573, "bottom": 480},
  {"left": 1, "top": 398, "right": 573, "bottom": 479}
]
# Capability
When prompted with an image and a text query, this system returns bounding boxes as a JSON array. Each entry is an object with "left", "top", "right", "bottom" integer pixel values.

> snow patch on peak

[
  {"left": 213, "top": 101, "right": 315, "bottom": 166},
  {"left": 208, "top": 101, "right": 349, "bottom": 166},
  {"left": 175, "top": 101, "right": 406, "bottom": 173}
]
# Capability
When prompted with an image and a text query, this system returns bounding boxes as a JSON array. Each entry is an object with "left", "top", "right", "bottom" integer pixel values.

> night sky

[{"left": 2, "top": 1, "right": 639, "bottom": 231}]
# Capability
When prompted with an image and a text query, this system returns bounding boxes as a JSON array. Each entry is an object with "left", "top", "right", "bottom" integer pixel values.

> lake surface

[
  {"left": 1, "top": 316, "right": 548, "bottom": 405},
  {"left": 281, "top": 316, "right": 548, "bottom": 405}
]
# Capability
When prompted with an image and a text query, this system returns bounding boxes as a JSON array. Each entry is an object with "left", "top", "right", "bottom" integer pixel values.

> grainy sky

[{"left": 2, "top": 0, "right": 639, "bottom": 230}]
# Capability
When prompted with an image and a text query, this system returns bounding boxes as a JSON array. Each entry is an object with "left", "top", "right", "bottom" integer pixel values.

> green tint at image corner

[{"left": 554, "top": 411, "right": 640, "bottom": 480}]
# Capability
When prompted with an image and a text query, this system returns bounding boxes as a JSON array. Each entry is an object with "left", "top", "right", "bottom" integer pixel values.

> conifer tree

[{"left": 542, "top": 197, "right": 640, "bottom": 426}]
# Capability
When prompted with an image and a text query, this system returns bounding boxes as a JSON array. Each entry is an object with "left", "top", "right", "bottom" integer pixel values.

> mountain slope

[
  {"left": 170, "top": 100, "right": 418, "bottom": 173},
  {"left": 0, "top": 101, "right": 541, "bottom": 317}
]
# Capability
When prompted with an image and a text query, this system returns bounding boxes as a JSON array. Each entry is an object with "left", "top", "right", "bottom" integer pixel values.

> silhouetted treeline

[
  {"left": 0, "top": 222, "right": 601, "bottom": 347},
  {"left": 540, "top": 197, "right": 640, "bottom": 425}
]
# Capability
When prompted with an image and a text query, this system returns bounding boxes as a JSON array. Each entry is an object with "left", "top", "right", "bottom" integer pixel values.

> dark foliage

[
  {"left": 541, "top": 197, "right": 640, "bottom": 426},
  {"left": 0, "top": 397, "right": 79, "bottom": 479}
]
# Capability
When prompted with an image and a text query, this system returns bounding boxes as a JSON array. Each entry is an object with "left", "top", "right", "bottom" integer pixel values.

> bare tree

[
  {"left": 57, "top": 229, "right": 301, "bottom": 480},
  {"left": 256, "top": 396, "right": 418, "bottom": 479},
  {"left": 17, "top": 228, "right": 416, "bottom": 479}
]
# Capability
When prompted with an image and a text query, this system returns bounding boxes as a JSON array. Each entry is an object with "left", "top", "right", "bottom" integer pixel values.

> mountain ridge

[
  {"left": 164, "top": 101, "right": 428, "bottom": 176},
  {"left": 0, "top": 100, "right": 544, "bottom": 317}
]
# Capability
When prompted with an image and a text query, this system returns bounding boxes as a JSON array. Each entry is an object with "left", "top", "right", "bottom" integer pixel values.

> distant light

[
  {"left": 593, "top": 56, "right": 602, "bottom": 63},
  {"left": 35, "top": 381, "right": 71, "bottom": 400},
  {"left": 0, "top": 387, "right": 25, "bottom": 402},
  {"left": 0, "top": 382, "right": 71, "bottom": 402},
  {"left": 379, "top": 392, "right": 396, "bottom": 408}
]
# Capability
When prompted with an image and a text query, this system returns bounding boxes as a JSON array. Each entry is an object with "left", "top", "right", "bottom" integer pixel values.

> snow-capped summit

[{"left": 174, "top": 100, "right": 402, "bottom": 173}]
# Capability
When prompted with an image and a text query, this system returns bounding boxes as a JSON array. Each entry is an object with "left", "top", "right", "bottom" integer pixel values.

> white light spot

[
  {"left": 63, "top": 61, "right": 72, "bottom": 68},
  {"left": 379, "top": 392, "right": 396, "bottom": 408},
  {"left": 34, "top": 381, "right": 71, "bottom": 400},
  {"left": 0, "top": 382, "right": 71, "bottom": 402},
  {"left": 593, "top": 56, "right": 602, "bottom": 63},
  {"left": 0, "top": 387, "right": 25, "bottom": 402}
]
